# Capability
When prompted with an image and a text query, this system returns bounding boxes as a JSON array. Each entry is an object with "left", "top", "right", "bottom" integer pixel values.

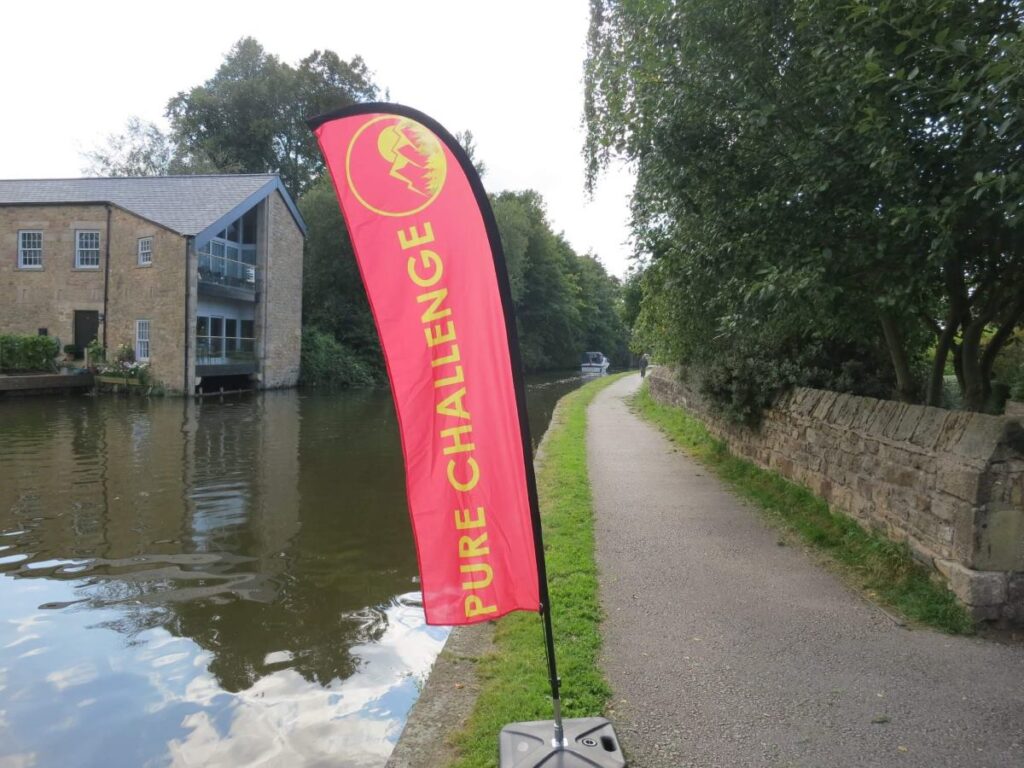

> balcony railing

[
  {"left": 198, "top": 251, "right": 259, "bottom": 291},
  {"left": 196, "top": 337, "right": 256, "bottom": 366}
]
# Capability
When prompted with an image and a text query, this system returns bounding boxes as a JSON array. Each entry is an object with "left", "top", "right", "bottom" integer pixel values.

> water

[{"left": 0, "top": 372, "right": 584, "bottom": 768}]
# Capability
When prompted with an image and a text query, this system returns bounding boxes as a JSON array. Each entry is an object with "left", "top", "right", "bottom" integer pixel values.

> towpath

[{"left": 587, "top": 374, "right": 1024, "bottom": 768}]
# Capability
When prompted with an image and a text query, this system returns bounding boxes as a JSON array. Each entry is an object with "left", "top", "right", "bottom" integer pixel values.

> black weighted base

[{"left": 499, "top": 717, "right": 627, "bottom": 767}]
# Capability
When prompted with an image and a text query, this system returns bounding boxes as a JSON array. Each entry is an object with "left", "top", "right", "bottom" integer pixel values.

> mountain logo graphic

[{"left": 345, "top": 116, "right": 447, "bottom": 217}]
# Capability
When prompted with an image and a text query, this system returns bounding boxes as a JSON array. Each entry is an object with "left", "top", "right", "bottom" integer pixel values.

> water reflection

[{"left": 0, "top": 374, "right": 581, "bottom": 767}]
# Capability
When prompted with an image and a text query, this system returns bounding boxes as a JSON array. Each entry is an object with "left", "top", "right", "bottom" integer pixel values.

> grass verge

[
  {"left": 632, "top": 384, "right": 974, "bottom": 635},
  {"left": 449, "top": 373, "right": 627, "bottom": 767}
]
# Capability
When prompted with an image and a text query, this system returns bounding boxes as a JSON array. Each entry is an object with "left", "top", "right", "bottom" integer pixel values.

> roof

[{"left": 0, "top": 174, "right": 307, "bottom": 246}]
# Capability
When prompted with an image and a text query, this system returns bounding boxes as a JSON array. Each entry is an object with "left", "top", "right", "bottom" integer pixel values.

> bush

[
  {"left": 86, "top": 340, "right": 106, "bottom": 368},
  {"left": 300, "top": 328, "right": 378, "bottom": 388},
  {"left": 0, "top": 334, "right": 60, "bottom": 372},
  {"left": 993, "top": 331, "right": 1024, "bottom": 403},
  {"left": 97, "top": 359, "right": 150, "bottom": 383},
  {"left": 114, "top": 343, "right": 136, "bottom": 364},
  {"left": 697, "top": 338, "right": 902, "bottom": 426}
]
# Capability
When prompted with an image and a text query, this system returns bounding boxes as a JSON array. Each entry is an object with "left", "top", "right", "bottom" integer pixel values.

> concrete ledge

[
  {"left": 0, "top": 372, "right": 93, "bottom": 393},
  {"left": 386, "top": 623, "right": 494, "bottom": 768}
]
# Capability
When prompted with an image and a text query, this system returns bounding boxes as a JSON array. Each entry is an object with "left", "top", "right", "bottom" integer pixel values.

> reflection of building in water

[
  {"left": 168, "top": 390, "right": 418, "bottom": 692},
  {"left": 0, "top": 398, "right": 191, "bottom": 562},
  {"left": 0, "top": 392, "right": 421, "bottom": 694}
]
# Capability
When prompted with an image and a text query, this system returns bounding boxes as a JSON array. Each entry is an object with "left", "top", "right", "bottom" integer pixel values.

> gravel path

[{"left": 588, "top": 374, "right": 1024, "bottom": 768}]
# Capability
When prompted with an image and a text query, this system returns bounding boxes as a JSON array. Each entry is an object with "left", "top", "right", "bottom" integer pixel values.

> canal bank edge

[{"left": 387, "top": 374, "right": 625, "bottom": 767}]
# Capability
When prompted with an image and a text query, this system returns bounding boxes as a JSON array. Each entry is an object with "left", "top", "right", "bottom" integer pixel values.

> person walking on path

[
  {"left": 639, "top": 353, "right": 650, "bottom": 379},
  {"left": 587, "top": 374, "right": 1024, "bottom": 768}
]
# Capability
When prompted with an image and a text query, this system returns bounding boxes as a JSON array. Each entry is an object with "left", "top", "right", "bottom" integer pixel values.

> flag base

[{"left": 499, "top": 717, "right": 627, "bottom": 767}]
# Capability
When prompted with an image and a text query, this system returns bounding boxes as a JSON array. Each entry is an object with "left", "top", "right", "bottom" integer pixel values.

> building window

[
  {"left": 18, "top": 230, "right": 43, "bottom": 268},
  {"left": 135, "top": 319, "right": 150, "bottom": 362},
  {"left": 76, "top": 230, "right": 101, "bottom": 268},
  {"left": 138, "top": 237, "right": 153, "bottom": 266}
]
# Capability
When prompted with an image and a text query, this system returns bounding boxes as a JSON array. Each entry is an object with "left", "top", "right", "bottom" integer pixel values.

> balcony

[
  {"left": 198, "top": 249, "right": 259, "bottom": 301},
  {"left": 196, "top": 337, "right": 258, "bottom": 377}
]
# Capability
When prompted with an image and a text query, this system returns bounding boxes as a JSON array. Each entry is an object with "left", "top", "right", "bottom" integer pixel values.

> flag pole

[
  {"left": 307, "top": 103, "right": 623, "bottom": 764},
  {"left": 468, "top": 152, "right": 564, "bottom": 749},
  {"left": 489, "top": 218, "right": 565, "bottom": 750},
  {"left": 525, "top": 424, "right": 565, "bottom": 747}
]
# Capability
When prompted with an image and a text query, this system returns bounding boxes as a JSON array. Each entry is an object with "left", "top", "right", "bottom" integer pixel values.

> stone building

[{"left": 0, "top": 175, "right": 305, "bottom": 393}]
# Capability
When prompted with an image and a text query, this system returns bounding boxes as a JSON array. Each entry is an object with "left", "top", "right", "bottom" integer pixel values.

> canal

[{"left": 0, "top": 372, "right": 586, "bottom": 768}]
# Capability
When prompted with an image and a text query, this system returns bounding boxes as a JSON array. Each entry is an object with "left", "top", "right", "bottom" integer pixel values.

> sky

[{"left": 0, "top": 0, "right": 637, "bottom": 277}]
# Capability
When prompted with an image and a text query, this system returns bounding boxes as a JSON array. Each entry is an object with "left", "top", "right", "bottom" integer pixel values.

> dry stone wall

[{"left": 648, "top": 366, "right": 1024, "bottom": 625}]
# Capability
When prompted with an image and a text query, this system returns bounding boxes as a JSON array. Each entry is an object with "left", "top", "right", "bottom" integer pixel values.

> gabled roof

[{"left": 0, "top": 174, "right": 307, "bottom": 245}]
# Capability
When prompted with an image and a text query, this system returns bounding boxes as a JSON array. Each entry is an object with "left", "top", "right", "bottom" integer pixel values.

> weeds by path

[
  {"left": 449, "top": 373, "right": 626, "bottom": 767},
  {"left": 632, "top": 384, "right": 973, "bottom": 635}
]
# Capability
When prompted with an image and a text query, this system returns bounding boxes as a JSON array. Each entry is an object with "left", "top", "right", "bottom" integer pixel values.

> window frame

[
  {"left": 137, "top": 236, "right": 153, "bottom": 267},
  {"left": 17, "top": 230, "right": 43, "bottom": 269},
  {"left": 75, "top": 230, "right": 101, "bottom": 269},
  {"left": 135, "top": 319, "right": 151, "bottom": 362}
]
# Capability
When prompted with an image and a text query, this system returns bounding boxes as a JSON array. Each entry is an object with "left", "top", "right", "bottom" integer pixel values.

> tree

[
  {"left": 455, "top": 129, "right": 487, "bottom": 178},
  {"left": 167, "top": 38, "right": 379, "bottom": 197},
  {"left": 298, "top": 175, "right": 382, "bottom": 373},
  {"left": 811, "top": 0, "right": 1024, "bottom": 410},
  {"left": 573, "top": 254, "right": 629, "bottom": 365},
  {"left": 82, "top": 117, "right": 186, "bottom": 177},
  {"left": 491, "top": 190, "right": 629, "bottom": 370},
  {"left": 585, "top": 0, "right": 1024, "bottom": 413}
]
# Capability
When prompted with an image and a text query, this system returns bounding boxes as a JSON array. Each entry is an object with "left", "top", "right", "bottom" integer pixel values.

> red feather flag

[{"left": 309, "top": 104, "right": 543, "bottom": 626}]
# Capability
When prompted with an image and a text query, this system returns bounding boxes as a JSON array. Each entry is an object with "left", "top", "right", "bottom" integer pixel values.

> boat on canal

[{"left": 580, "top": 351, "right": 610, "bottom": 375}]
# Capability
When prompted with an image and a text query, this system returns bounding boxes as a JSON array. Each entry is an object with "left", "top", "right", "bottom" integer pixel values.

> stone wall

[
  {"left": 648, "top": 366, "right": 1024, "bottom": 625},
  {"left": 0, "top": 204, "right": 108, "bottom": 346},
  {"left": 258, "top": 191, "right": 303, "bottom": 389},
  {"left": 105, "top": 208, "right": 187, "bottom": 392},
  {"left": 1, "top": 204, "right": 189, "bottom": 392},
  {"left": 3, "top": 193, "right": 304, "bottom": 395}
]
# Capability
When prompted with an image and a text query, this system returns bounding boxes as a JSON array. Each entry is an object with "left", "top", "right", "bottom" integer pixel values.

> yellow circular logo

[{"left": 345, "top": 115, "right": 448, "bottom": 217}]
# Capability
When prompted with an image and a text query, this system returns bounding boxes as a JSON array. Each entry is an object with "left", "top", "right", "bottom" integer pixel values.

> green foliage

[
  {"left": 993, "top": 330, "right": 1024, "bottom": 402},
  {"left": 492, "top": 190, "right": 630, "bottom": 371},
  {"left": 619, "top": 267, "right": 644, "bottom": 349},
  {"left": 82, "top": 117, "right": 184, "bottom": 177},
  {"left": 301, "top": 183, "right": 633, "bottom": 379},
  {"left": 633, "top": 385, "right": 974, "bottom": 634},
  {"left": 86, "top": 38, "right": 379, "bottom": 196},
  {"left": 299, "top": 328, "right": 377, "bottom": 389},
  {"left": 97, "top": 359, "right": 150, "bottom": 384},
  {"left": 85, "top": 339, "right": 106, "bottom": 367},
  {"left": 700, "top": 338, "right": 908, "bottom": 426},
  {"left": 451, "top": 374, "right": 625, "bottom": 767},
  {"left": 86, "top": 37, "right": 631, "bottom": 382},
  {"left": 114, "top": 343, "right": 135, "bottom": 365},
  {"left": 299, "top": 176, "right": 384, "bottom": 374},
  {"left": 0, "top": 334, "right": 60, "bottom": 372},
  {"left": 585, "top": 0, "right": 1024, "bottom": 415},
  {"left": 167, "top": 38, "right": 379, "bottom": 198}
]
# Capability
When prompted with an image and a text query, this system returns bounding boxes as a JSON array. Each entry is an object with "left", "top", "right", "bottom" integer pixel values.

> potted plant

[
  {"left": 85, "top": 340, "right": 106, "bottom": 371},
  {"left": 96, "top": 344, "right": 149, "bottom": 387}
]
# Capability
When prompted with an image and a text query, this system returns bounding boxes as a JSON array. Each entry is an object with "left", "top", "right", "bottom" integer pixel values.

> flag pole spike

[{"left": 540, "top": 598, "right": 564, "bottom": 747}]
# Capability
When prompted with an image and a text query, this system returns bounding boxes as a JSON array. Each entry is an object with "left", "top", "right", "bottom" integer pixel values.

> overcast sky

[{"left": 0, "top": 0, "right": 636, "bottom": 277}]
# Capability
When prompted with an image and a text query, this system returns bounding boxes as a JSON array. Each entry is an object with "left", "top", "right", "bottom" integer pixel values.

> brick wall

[{"left": 648, "top": 366, "right": 1024, "bottom": 625}]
